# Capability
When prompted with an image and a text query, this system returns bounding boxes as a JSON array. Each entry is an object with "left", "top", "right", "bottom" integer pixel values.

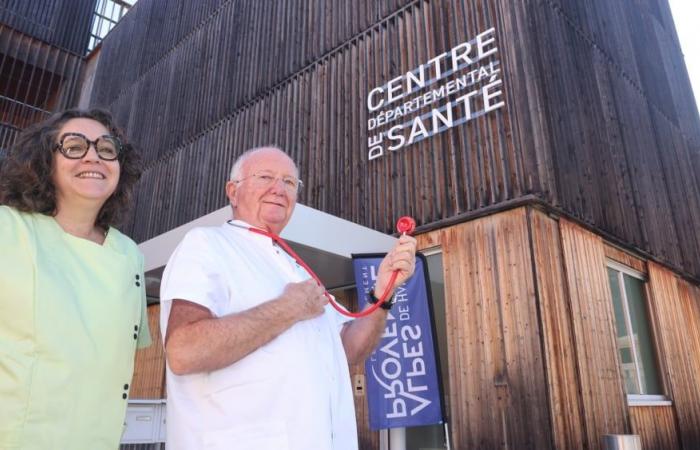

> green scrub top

[{"left": 0, "top": 206, "right": 151, "bottom": 449}]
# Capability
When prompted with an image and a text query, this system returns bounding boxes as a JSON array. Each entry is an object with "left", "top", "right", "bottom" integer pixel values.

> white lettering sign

[
  {"left": 366, "top": 27, "right": 505, "bottom": 160},
  {"left": 370, "top": 319, "right": 432, "bottom": 419}
]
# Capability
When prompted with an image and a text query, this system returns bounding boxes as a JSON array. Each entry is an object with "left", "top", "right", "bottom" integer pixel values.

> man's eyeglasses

[
  {"left": 55, "top": 132, "right": 122, "bottom": 161},
  {"left": 234, "top": 171, "right": 303, "bottom": 193}
]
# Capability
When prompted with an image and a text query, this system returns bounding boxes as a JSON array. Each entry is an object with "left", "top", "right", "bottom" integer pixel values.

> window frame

[
  {"left": 606, "top": 259, "right": 670, "bottom": 406},
  {"left": 87, "top": 0, "right": 134, "bottom": 53}
]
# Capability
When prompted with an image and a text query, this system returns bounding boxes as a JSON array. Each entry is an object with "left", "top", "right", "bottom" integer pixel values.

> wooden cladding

[
  {"left": 130, "top": 304, "right": 166, "bottom": 399},
  {"left": 93, "top": 0, "right": 419, "bottom": 106},
  {"left": 648, "top": 262, "right": 700, "bottom": 448},
  {"left": 110, "top": 0, "right": 528, "bottom": 244},
  {"left": 508, "top": 0, "right": 700, "bottom": 278},
  {"left": 554, "top": 217, "right": 631, "bottom": 447},
  {"left": 417, "top": 208, "right": 552, "bottom": 449},
  {"left": 0, "top": 24, "right": 84, "bottom": 149},
  {"left": 88, "top": 0, "right": 700, "bottom": 283},
  {"left": 536, "top": 0, "right": 700, "bottom": 145},
  {"left": 604, "top": 244, "right": 647, "bottom": 275},
  {"left": 630, "top": 405, "right": 680, "bottom": 450},
  {"left": 529, "top": 211, "right": 586, "bottom": 449},
  {"left": 0, "top": 0, "right": 96, "bottom": 55},
  {"left": 0, "top": 123, "right": 19, "bottom": 151},
  {"left": 91, "top": 0, "right": 417, "bottom": 153},
  {"left": 416, "top": 208, "right": 700, "bottom": 449},
  {"left": 351, "top": 361, "right": 379, "bottom": 450},
  {"left": 124, "top": 206, "right": 700, "bottom": 447}
]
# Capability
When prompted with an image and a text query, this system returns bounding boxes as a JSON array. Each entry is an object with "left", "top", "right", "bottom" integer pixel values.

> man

[{"left": 160, "top": 146, "right": 417, "bottom": 450}]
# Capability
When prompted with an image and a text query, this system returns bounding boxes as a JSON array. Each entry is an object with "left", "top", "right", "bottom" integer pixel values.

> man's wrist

[{"left": 367, "top": 287, "right": 395, "bottom": 310}]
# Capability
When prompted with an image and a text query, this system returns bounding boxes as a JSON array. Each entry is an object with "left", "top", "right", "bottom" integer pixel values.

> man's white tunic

[{"left": 160, "top": 221, "right": 357, "bottom": 450}]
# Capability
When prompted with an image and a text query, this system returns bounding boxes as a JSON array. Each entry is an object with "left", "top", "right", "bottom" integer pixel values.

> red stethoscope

[{"left": 238, "top": 216, "right": 416, "bottom": 318}]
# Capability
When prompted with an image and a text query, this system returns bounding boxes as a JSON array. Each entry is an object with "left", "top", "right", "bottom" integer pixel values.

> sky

[{"left": 668, "top": 0, "right": 700, "bottom": 113}]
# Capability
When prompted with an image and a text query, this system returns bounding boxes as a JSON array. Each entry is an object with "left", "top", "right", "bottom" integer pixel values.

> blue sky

[{"left": 669, "top": 0, "right": 700, "bottom": 113}]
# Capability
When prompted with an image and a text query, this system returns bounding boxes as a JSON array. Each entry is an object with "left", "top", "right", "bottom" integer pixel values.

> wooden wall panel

[
  {"left": 551, "top": 0, "right": 700, "bottom": 144},
  {"left": 648, "top": 107, "right": 700, "bottom": 274},
  {"left": 0, "top": 25, "right": 85, "bottom": 149},
  {"left": 115, "top": 0, "right": 524, "bottom": 246},
  {"left": 559, "top": 218, "right": 630, "bottom": 446},
  {"left": 630, "top": 406, "right": 680, "bottom": 450},
  {"left": 351, "top": 362, "right": 379, "bottom": 450},
  {"left": 88, "top": 0, "right": 700, "bottom": 285},
  {"left": 509, "top": 0, "right": 700, "bottom": 280},
  {"left": 0, "top": 123, "right": 19, "bottom": 152},
  {"left": 130, "top": 304, "right": 166, "bottom": 399},
  {"left": 604, "top": 244, "right": 647, "bottom": 275},
  {"left": 649, "top": 0, "right": 700, "bottom": 145},
  {"left": 91, "top": 0, "right": 416, "bottom": 137},
  {"left": 530, "top": 210, "right": 585, "bottom": 449},
  {"left": 648, "top": 263, "right": 700, "bottom": 449},
  {"left": 529, "top": 1, "right": 680, "bottom": 260},
  {"left": 0, "top": 0, "right": 96, "bottom": 55},
  {"left": 609, "top": 78, "right": 682, "bottom": 265},
  {"left": 417, "top": 207, "right": 552, "bottom": 449},
  {"left": 416, "top": 210, "right": 700, "bottom": 449},
  {"left": 496, "top": 1, "right": 554, "bottom": 202}
]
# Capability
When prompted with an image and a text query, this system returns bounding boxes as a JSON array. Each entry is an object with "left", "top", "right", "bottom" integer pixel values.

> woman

[{"left": 0, "top": 109, "right": 151, "bottom": 449}]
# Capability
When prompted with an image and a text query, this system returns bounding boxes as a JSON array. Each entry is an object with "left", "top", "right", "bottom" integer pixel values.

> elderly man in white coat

[{"left": 160, "top": 146, "right": 417, "bottom": 450}]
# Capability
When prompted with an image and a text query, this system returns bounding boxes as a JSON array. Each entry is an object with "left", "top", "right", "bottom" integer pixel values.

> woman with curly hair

[{"left": 0, "top": 109, "right": 151, "bottom": 449}]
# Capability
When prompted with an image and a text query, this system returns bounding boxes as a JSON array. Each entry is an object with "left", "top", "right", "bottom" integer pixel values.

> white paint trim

[
  {"left": 614, "top": 269, "right": 644, "bottom": 394},
  {"left": 606, "top": 259, "right": 646, "bottom": 281},
  {"left": 421, "top": 246, "right": 443, "bottom": 257},
  {"left": 627, "top": 394, "right": 672, "bottom": 406},
  {"left": 138, "top": 203, "right": 397, "bottom": 272}
]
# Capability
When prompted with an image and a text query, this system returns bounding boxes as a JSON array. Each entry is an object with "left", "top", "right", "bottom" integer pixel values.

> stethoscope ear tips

[{"left": 396, "top": 216, "right": 416, "bottom": 235}]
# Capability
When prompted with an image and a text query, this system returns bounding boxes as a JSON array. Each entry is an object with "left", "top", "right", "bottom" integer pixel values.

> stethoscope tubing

[{"left": 228, "top": 220, "right": 396, "bottom": 317}]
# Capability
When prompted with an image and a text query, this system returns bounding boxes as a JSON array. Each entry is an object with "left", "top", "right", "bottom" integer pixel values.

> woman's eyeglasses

[{"left": 55, "top": 132, "right": 122, "bottom": 161}]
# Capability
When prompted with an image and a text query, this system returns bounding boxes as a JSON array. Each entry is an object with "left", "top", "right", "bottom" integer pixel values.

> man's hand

[
  {"left": 281, "top": 279, "right": 329, "bottom": 321},
  {"left": 165, "top": 279, "right": 329, "bottom": 375},
  {"left": 340, "top": 235, "right": 418, "bottom": 365},
  {"left": 375, "top": 234, "right": 418, "bottom": 296}
]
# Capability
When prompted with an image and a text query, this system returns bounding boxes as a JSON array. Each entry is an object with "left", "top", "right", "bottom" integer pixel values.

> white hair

[{"left": 229, "top": 145, "right": 298, "bottom": 180}]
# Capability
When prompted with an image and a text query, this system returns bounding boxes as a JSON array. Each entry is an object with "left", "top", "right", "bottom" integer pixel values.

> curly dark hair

[{"left": 0, "top": 108, "right": 141, "bottom": 229}]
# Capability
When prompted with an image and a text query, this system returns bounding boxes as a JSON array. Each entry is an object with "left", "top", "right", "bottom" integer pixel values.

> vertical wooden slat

[
  {"left": 4, "top": 0, "right": 697, "bottom": 284},
  {"left": 530, "top": 210, "right": 586, "bottom": 449},
  {"left": 629, "top": 406, "right": 680, "bottom": 450},
  {"left": 94, "top": 0, "right": 527, "bottom": 249},
  {"left": 0, "top": 0, "right": 96, "bottom": 54},
  {"left": 131, "top": 304, "right": 166, "bottom": 399},
  {"left": 603, "top": 244, "right": 647, "bottom": 275},
  {"left": 417, "top": 207, "right": 553, "bottom": 449},
  {"left": 648, "top": 262, "right": 700, "bottom": 449},
  {"left": 0, "top": 24, "right": 84, "bottom": 146},
  {"left": 559, "top": 218, "right": 630, "bottom": 449}
]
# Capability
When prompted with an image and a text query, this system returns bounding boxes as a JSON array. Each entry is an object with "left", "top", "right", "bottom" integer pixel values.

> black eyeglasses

[{"left": 54, "top": 132, "right": 122, "bottom": 161}]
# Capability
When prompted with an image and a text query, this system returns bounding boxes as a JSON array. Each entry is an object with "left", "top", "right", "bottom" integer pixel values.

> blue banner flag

[{"left": 352, "top": 254, "right": 444, "bottom": 430}]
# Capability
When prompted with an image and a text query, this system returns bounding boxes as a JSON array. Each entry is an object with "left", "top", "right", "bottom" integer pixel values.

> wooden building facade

[
  {"left": 82, "top": 0, "right": 700, "bottom": 448},
  {"left": 0, "top": 0, "right": 96, "bottom": 150}
]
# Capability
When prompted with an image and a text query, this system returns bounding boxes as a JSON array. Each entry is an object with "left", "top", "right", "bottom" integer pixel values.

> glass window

[
  {"left": 86, "top": 0, "right": 136, "bottom": 53},
  {"left": 607, "top": 263, "right": 662, "bottom": 395}
]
